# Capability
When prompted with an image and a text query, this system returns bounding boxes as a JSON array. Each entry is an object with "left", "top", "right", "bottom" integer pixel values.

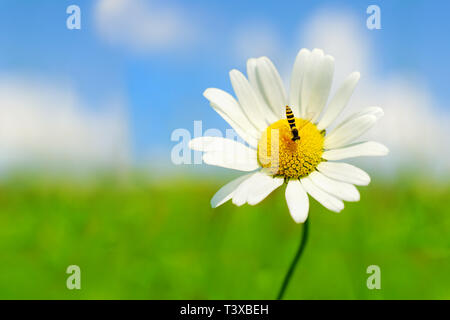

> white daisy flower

[{"left": 189, "top": 48, "right": 388, "bottom": 223}]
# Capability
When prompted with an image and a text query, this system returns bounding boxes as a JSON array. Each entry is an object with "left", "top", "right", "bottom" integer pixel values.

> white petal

[
  {"left": 300, "top": 49, "right": 324, "bottom": 118},
  {"left": 317, "top": 72, "right": 360, "bottom": 131},
  {"left": 247, "top": 57, "right": 287, "bottom": 119},
  {"left": 317, "top": 162, "right": 371, "bottom": 186},
  {"left": 231, "top": 176, "right": 253, "bottom": 206},
  {"left": 323, "top": 141, "right": 389, "bottom": 160},
  {"left": 189, "top": 136, "right": 251, "bottom": 152},
  {"left": 232, "top": 171, "right": 279, "bottom": 206},
  {"left": 309, "top": 171, "right": 360, "bottom": 202},
  {"left": 352, "top": 106, "right": 384, "bottom": 120},
  {"left": 301, "top": 177, "right": 344, "bottom": 212},
  {"left": 306, "top": 55, "right": 335, "bottom": 123},
  {"left": 202, "top": 152, "right": 258, "bottom": 172},
  {"left": 333, "top": 106, "right": 384, "bottom": 132},
  {"left": 189, "top": 137, "right": 259, "bottom": 171},
  {"left": 230, "top": 70, "right": 276, "bottom": 131},
  {"left": 204, "top": 88, "right": 259, "bottom": 147},
  {"left": 289, "top": 49, "right": 311, "bottom": 117},
  {"left": 285, "top": 179, "right": 309, "bottom": 223},
  {"left": 324, "top": 114, "right": 377, "bottom": 149},
  {"left": 247, "top": 176, "right": 283, "bottom": 205},
  {"left": 211, "top": 173, "right": 253, "bottom": 208}
]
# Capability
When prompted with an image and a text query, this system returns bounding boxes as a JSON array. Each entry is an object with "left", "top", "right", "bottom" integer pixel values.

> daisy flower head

[{"left": 189, "top": 48, "right": 388, "bottom": 223}]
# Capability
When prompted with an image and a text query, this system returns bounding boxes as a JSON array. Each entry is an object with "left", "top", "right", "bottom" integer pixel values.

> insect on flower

[{"left": 285, "top": 105, "right": 300, "bottom": 141}]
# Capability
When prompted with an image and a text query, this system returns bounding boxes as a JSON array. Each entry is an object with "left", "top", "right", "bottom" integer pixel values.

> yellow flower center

[{"left": 257, "top": 118, "right": 325, "bottom": 178}]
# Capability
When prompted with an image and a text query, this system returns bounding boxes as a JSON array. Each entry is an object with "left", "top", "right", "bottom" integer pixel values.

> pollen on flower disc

[{"left": 257, "top": 118, "right": 324, "bottom": 178}]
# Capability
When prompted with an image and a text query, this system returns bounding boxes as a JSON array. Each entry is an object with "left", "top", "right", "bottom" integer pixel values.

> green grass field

[{"left": 0, "top": 173, "right": 448, "bottom": 299}]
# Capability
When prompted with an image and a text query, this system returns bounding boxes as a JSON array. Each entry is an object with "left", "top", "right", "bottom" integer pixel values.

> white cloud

[
  {"left": 232, "top": 22, "right": 283, "bottom": 63},
  {"left": 0, "top": 75, "right": 131, "bottom": 171},
  {"left": 94, "top": 0, "right": 198, "bottom": 53}
]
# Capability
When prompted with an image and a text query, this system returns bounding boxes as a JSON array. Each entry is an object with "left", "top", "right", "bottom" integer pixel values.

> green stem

[{"left": 277, "top": 218, "right": 310, "bottom": 300}]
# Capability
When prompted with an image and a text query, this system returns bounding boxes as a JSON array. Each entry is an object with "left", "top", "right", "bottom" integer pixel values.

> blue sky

[{"left": 0, "top": 0, "right": 448, "bottom": 169}]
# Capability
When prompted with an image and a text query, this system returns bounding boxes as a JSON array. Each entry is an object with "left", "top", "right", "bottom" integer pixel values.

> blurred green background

[{"left": 0, "top": 172, "right": 448, "bottom": 299}]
